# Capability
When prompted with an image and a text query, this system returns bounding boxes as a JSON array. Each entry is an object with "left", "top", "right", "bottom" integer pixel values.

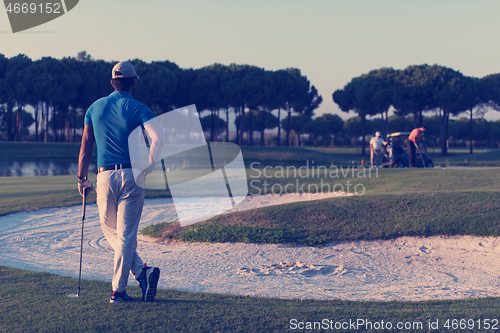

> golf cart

[{"left": 381, "top": 132, "right": 434, "bottom": 168}]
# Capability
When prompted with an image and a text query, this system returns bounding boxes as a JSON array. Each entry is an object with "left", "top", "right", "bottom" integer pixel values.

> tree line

[
  {"left": 1, "top": 54, "right": 499, "bottom": 156},
  {"left": 0, "top": 52, "right": 322, "bottom": 146},
  {"left": 333, "top": 65, "right": 500, "bottom": 156}
]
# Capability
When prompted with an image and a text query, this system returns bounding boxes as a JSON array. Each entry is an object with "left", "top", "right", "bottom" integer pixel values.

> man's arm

[
  {"left": 414, "top": 131, "right": 423, "bottom": 150},
  {"left": 416, "top": 130, "right": 424, "bottom": 142},
  {"left": 143, "top": 121, "right": 164, "bottom": 166},
  {"left": 78, "top": 125, "right": 95, "bottom": 180}
]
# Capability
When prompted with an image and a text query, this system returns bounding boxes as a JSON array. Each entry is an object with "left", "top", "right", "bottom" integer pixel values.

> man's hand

[
  {"left": 78, "top": 125, "right": 95, "bottom": 187},
  {"left": 78, "top": 180, "right": 94, "bottom": 197}
]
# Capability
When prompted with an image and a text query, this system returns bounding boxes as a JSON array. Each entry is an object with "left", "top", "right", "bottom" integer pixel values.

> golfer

[
  {"left": 370, "top": 131, "right": 385, "bottom": 168},
  {"left": 407, "top": 126, "right": 426, "bottom": 168},
  {"left": 77, "top": 61, "right": 164, "bottom": 303}
]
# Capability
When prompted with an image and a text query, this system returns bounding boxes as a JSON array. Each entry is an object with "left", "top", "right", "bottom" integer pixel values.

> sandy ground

[{"left": 1, "top": 192, "right": 499, "bottom": 302}]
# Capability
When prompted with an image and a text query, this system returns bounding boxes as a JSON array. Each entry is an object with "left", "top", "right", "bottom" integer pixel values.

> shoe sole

[
  {"left": 110, "top": 297, "right": 132, "bottom": 304},
  {"left": 144, "top": 267, "right": 160, "bottom": 302},
  {"left": 110, "top": 298, "right": 124, "bottom": 304}
]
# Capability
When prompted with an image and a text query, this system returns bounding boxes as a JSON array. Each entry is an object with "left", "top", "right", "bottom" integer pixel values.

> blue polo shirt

[{"left": 84, "top": 91, "right": 155, "bottom": 168}]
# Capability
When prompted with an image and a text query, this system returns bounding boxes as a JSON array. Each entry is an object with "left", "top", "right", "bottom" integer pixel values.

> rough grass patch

[{"left": 141, "top": 192, "right": 500, "bottom": 247}]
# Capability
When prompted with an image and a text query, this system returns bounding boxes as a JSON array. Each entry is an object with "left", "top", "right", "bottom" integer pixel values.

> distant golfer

[
  {"left": 407, "top": 126, "right": 426, "bottom": 168},
  {"left": 370, "top": 131, "right": 385, "bottom": 168},
  {"left": 78, "top": 61, "right": 164, "bottom": 303}
]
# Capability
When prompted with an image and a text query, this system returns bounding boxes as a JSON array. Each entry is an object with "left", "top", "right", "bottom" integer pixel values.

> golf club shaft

[
  {"left": 420, "top": 153, "right": 426, "bottom": 168},
  {"left": 77, "top": 189, "right": 87, "bottom": 296}
]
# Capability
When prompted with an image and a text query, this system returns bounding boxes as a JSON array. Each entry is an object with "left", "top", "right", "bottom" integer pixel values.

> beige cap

[
  {"left": 112, "top": 61, "right": 139, "bottom": 79},
  {"left": 375, "top": 131, "right": 381, "bottom": 136}
]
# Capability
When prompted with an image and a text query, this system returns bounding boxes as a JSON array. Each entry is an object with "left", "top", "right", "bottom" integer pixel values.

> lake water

[
  {"left": 0, "top": 161, "right": 478, "bottom": 177},
  {"left": 0, "top": 161, "right": 97, "bottom": 177}
]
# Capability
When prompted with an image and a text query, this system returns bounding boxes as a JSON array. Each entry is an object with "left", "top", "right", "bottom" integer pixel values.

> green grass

[
  {"left": 2, "top": 141, "right": 498, "bottom": 166},
  {"left": 2, "top": 266, "right": 500, "bottom": 333},
  {"left": 430, "top": 149, "right": 500, "bottom": 166},
  {"left": 2, "top": 167, "right": 495, "bottom": 214},
  {"left": 0, "top": 141, "right": 96, "bottom": 162},
  {"left": 0, "top": 175, "right": 174, "bottom": 216},
  {"left": 241, "top": 146, "right": 362, "bottom": 166},
  {"left": 175, "top": 191, "right": 500, "bottom": 246},
  {"left": 0, "top": 175, "right": 90, "bottom": 216},
  {"left": 245, "top": 167, "right": 500, "bottom": 195}
]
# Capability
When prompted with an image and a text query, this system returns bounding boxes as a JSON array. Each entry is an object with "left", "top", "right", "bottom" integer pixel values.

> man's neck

[{"left": 115, "top": 88, "right": 134, "bottom": 96}]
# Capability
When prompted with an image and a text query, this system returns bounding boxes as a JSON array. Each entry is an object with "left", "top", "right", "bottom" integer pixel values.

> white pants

[{"left": 96, "top": 169, "right": 144, "bottom": 293}]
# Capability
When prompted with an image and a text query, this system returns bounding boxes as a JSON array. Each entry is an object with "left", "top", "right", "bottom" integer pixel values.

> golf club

[
  {"left": 419, "top": 153, "right": 426, "bottom": 168},
  {"left": 417, "top": 144, "right": 426, "bottom": 168},
  {"left": 68, "top": 188, "right": 88, "bottom": 298}
]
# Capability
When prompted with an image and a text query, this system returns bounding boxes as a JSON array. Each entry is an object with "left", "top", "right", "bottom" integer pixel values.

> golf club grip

[
  {"left": 141, "top": 125, "right": 151, "bottom": 148},
  {"left": 82, "top": 188, "right": 87, "bottom": 219}
]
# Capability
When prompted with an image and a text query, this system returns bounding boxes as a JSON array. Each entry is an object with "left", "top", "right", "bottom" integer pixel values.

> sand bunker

[{"left": 1, "top": 192, "right": 499, "bottom": 301}]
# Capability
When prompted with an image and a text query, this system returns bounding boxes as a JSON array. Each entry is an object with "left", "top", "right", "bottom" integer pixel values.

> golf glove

[{"left": 78, "top": 179, "right": 94, "bottom": 197}]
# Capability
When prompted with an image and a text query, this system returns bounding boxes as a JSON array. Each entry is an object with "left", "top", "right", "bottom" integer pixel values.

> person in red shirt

[{"left": 407, "top": 126, "right": 426, "bottom": 167}]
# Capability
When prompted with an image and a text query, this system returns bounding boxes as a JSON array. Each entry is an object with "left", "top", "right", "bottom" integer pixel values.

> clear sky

[{"left": 2, "top": 0, "right": 500, "bottom": 120}]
